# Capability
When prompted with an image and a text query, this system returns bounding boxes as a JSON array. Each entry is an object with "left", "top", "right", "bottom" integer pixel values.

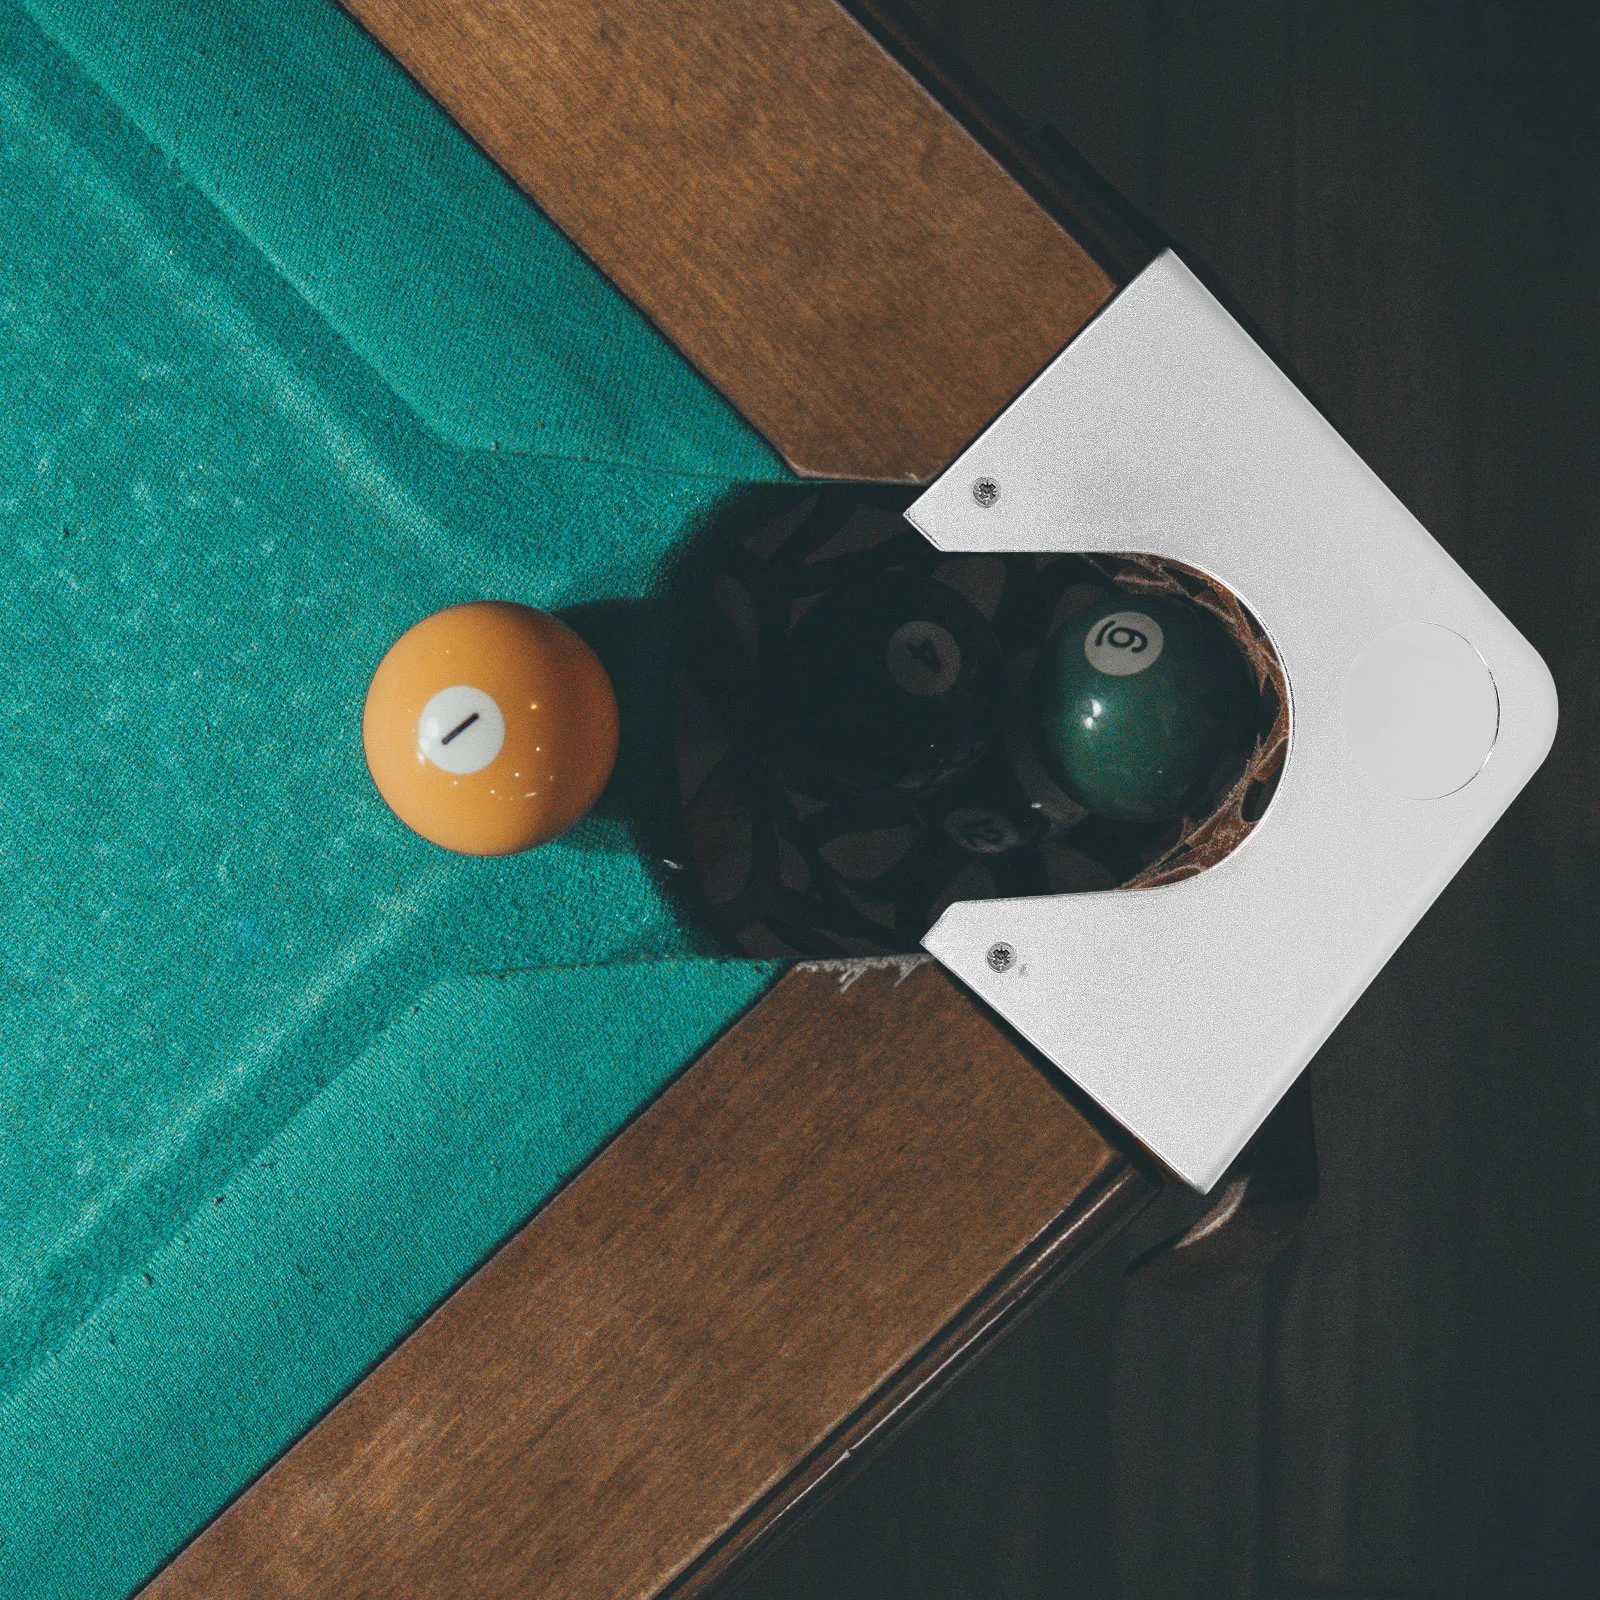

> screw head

[
  {"left": 972, "top": 476, "right": 1000, "bottom": 508},
  {"left": 986, "top": 941, "right": 1016, "bottom": 973}
]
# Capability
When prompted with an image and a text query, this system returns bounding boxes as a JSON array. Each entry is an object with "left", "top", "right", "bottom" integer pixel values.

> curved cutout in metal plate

[{"left": 907, "top": 251, "right": 1557, "bottom": 1191}]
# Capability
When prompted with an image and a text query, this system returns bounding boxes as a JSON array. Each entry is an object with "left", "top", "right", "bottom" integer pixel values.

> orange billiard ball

[{"left": 362, "top": 602, "right": 620, "bottom": 856}]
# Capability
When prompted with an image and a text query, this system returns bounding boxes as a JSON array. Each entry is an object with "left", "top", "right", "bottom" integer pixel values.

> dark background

[{"left": 738, "top": 4, "right": 1600, "bottom": 1597}]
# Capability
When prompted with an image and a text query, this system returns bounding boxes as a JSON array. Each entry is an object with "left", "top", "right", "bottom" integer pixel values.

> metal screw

[
  {"left": 986, "top": 941, "right": 1016, "bottom": 973},
  {"left": 972, "top": 476, "right": 1000, "bottom": 508}
]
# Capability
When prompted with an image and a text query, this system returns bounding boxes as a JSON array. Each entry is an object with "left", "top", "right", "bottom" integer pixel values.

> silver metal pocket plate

[{"left": 908, "top": 251, "right": 1557, "bottom": 1190}]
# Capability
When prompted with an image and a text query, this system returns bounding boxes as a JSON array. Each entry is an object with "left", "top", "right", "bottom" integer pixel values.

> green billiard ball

[
  {"left": 1029, "top": 594, "right": 1257, "bottom": 824},
  {"left": 774, "top": 575, "right": 1004, "bottom": 799}
]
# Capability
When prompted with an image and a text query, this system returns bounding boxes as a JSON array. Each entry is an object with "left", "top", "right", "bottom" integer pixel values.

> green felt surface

[{"left": 0, "top": 2, "right": 783, "bottom": 1591}]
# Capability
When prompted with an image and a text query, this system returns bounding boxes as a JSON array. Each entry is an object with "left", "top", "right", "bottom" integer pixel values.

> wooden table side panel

[
  {"left": 142, "top": 964, "right": 1123, "bottom": 1600},
  {"left": 336, "top": 0, "right": 1117, "bottom": 481}
]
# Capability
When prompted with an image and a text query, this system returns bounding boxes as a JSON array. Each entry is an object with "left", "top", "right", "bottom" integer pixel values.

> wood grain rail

[
  {"left": 141, "top": 964, "right": 1146, "bottom": 1598},
  {"left": 335, "top": 0, "right": 1132, "bottom": 481}
]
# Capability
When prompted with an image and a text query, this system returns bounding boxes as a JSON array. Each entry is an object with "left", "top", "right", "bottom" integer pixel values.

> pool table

[{"left": 0, "top": 1, "right": 1273, "bottom": 1595}]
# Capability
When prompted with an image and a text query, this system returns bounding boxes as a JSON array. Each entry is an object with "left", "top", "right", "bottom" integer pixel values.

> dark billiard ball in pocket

[
  {"left": 920, "top": 746, "right": 1049, "bottom": 858},
  {"left": 1028, "top": 593, "right": 1257, "bottom": 824},
  {"left": 772, "top": 574, "right": 1005, "bottom": 801}
]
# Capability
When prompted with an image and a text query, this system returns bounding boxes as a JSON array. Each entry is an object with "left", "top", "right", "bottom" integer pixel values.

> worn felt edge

[{"left": 0, "top": 958, "right": 779, "bottom": 1599}]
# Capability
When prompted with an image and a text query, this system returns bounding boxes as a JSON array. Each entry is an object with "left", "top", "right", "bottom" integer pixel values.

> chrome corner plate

[{"left": 907, "top": 250, "right": 1557, "bottom": 1191}]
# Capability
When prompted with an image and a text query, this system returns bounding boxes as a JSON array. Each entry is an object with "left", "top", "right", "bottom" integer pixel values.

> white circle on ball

[
  {"left": 1342, "top": 623, "right": 1498, "bottom": 799},
  {"left": 943, "top": 806, "right": 1021, "bottom": 855},
  {"left": 887, "top": 620, "right": 962, "bottom": 697},
  {"left": 1084, "top": 611, "right": 1164, "bottom": 676},
  {"left": 418, "top": 685, "right": 506, "bottom": 775}
]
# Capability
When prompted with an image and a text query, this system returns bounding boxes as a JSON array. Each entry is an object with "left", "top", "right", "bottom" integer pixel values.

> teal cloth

[{"left": 0, "top": 2, "right": 785, "bottom": 1591}]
